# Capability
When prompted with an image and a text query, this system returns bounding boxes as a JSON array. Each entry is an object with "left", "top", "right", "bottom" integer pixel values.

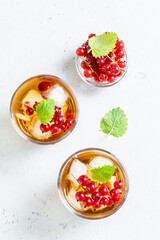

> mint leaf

[
  {"left": 36, "top": 98, "right": 55, "bottom": 125},
  {"left": 100, "top": 107, "right": 128, "bottom": 138},
  {"left": 88, "top": 32, "right": 117, "bottom": 58},
  {"left": 91, "top": 165, "right": 116, "bottom": 184}
]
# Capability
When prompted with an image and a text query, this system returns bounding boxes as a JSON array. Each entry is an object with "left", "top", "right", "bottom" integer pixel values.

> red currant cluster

[
  {"left": 40, "top": 106, "right": 74, "bottom": 134},
  {"left": 24, "top": 102, "right": 74, "bottom": 134},
  {"left": 76, "top": 33, "right": 126, "bottom": 83},
  {"left": 75, "top": 175, "right": 123, "bottom": 210}
]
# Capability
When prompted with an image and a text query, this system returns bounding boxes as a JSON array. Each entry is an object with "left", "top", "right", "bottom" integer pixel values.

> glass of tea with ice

[
  {"left": 58, "top": 148, "right": 128, "bottom": 219},
  {"left": 10, "top": 75, "right": 78, "bottom": 144}
]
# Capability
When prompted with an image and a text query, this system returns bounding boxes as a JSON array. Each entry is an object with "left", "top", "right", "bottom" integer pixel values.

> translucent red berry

[
  {"left": 76, "top": 47, "right": 87, "bottom": 56},
  {"left": 83, "top": 69, "right": 93, "bottom": 78},
  {"left": 78, "top": 175, "right": 89, "bottom": 186},
  {"left": 75, "top": 191, "right": 86, "bottom": 201},
  {"left": 115, "top": 50, "right": 125, "bottom": 59},
  {"left": 116, "top": 41, "right": 124, "bottom": 50},
  {"left": 50, "top": 125, "right": 59, "bottom": 133},
  {"left": 92, "top": 200, "right": 101, "bottom": 209},
  {"left": 24, "top": 101, "right": 30, "bottom": 108},
  {"left": 110, "top": 189, "right": 120, "bottom": 198},
  {"left": 83, "top": 197, "right": 92, "bottom": 207},
  {"left": 88, "top": 33, "right": 95, "bottom": 39},
  {"left": 40, "top": 123, "right": 50, "bottom": 132},
  {"left": 38, "top": 82, "right": 51, "bottom": 92},
  {"left": 26, "top": 107, "right": 34, "bottom": 115},
  {"left": 86, "top": 182, "right": 97, "bottom": 193},
  {"left": 114, "top": 180, "right": 123, "bottom": 189},
  {"left": 99, "top": 186, "right": 109, "bottom": 196},
  {"left": 100, "top": 197, "right": 109, "bottom": 206}
]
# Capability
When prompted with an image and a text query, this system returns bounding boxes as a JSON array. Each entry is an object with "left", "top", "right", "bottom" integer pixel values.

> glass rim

[
  {"left": 10, "top": 74, "right": 79, "bottom": 145},
  {"left": 57, "top": 147, "right": 129, "bottom": 220},
  {"left": 75, "top": 48, "right": 128, "bottom": 88}
]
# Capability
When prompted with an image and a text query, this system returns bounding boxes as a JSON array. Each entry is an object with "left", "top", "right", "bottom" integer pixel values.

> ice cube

[
  {"left": 28, "top": 116, "right": 52, "bottom": 140},
  {"left": 42, "top": 84, "right": 69, "bottom": 107},
  {"left": 15, "top": 113, "right": 30, "bottom": 121},
  {"left": 68, "top": 159, "right": 87, "bottom": 190},
  {"left": 22, "top": 89, "right": 43, "bottom": 111},
  {"left": 67, "top": 188, "right": 82, "bottom": 210},
  {"left": 89, "top": 156, "right": 113, "bottom": 169}
]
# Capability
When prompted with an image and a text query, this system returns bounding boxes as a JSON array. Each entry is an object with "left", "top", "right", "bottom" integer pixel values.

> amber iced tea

[
  {"left": 58, "top": 148, "right": 128, "bottom": 219},
  {"left": 10, "top": 75, "right": 78, "bottom": 144}
]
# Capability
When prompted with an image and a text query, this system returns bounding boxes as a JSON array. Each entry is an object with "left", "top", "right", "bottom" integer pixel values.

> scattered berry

[
  {"left": 40, "top": 123, "right": 50, "bottom": 132},
  {"left": 75, "top": 191, "right": 86, "bottom": 201},
  {"left": 83, "top": 197, "right": 92, "bottom": 207},
  {"left": 99, "top": 186, "right": 109, "bottom": 196},
  {"left": 86, "top": 182, "right": 97, "bottom": 193},
  {"left": 50, "top": 125, "right": 59, "bottom": 134},
  {"left": 110, "top": 188, "right": 120, "bottom": 198},
  {"left": 38, "top": 82, "right": 51, "bottom": 92},
  {"left": 107, "top": 198, "right": 114, "bottom": 206},
  {"left": 114, "top": 180, "right": 123, "bottom": 189},
  {"left": 92, "top": 192, "right": 101, "bottom": 201},
  {"left": 78, "top": 175, "right": 89, "bottom": 186},
  {"left": 100, "top": 197, "right": 109, "bottom": 206},
  {"left": 26, "top": 107, "right": 34, "bottom": 115},
  {"left": 92, "top": 201, "right": 101, "bottom": 209}
]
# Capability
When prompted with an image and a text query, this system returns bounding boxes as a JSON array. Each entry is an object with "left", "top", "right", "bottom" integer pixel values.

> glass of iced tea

[
  {"left": 10, "top": 75, "right": 79, "bottom": 144},
  {"left": 58, "top": 148, "right": 128, "bottom": 219}
]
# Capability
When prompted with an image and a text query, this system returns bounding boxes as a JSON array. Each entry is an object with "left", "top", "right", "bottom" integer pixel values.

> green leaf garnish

[
  {"left": 91, "top": 165, "right": 116, "bottom": 184},
  {"left": 36, "top": 98, "right": 55, "bottom": 125},
  {"left": 88, "top": 32, "right": 117, "bottom": 58},
  {"left": 100, "top": 107, "right": 128, "bottom": 138}
]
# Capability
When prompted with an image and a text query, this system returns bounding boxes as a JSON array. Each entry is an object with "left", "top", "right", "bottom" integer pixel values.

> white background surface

[{"left": 0, "top": 0, "right": 160, "bottom": 239}]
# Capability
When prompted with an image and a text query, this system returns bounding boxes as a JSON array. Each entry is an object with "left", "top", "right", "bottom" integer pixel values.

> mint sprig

[
  {"left": 100, "top": 107, "right": 128, "bottom": 138},
  {"left": 91, "top": 165, "right": 116, "bottom": 184},
  {"left": 88, "top": 32, "right": 117, "bottom": 58},
  {"left": 36, "top": 98, "right": 55, "bottom": 125}
]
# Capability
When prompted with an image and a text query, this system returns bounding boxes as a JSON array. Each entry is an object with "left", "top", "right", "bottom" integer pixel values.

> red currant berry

[
  {"left": 99, "top": 186, "right": 109, "bottom": 196},
  {"left": 26, "top": 107, "right": 34, "bottom": 115},
  {"left": 50, "top": 125, "right": 59, "bottom": 134},
  {"left": 55, "top": 106, "right": 61, "bottom": 116},
  {"left": 65, "top": 118, "right": 73, "bottom": 128},
  {"left": 102, "top": 64, "right": 110, "bottom": 73},
  {"left": 83, "top": 40, "right": 89, "bottom": 48},
  {"left": 92, "top": 192, "right": 101, "bottom": 201},
  {"left": 60, "top": 124, "right": 66, "bottom": 131},
  {"left": 38, "top": 82, "right": 51, "bottom": 92},
  {"left": 78, "top": 175, "right": 89, "bottom": 186},
  {"left": 88, "top": 33, "right": 95, "bottom": 39},
  {"left": 75, "top": 191, "right": 86, "bottom": 201},
  {"left": 93, "top": 75, "right": 101, "bottom": 82},
  {"left": 108, "top": 52, "right": 114, "bottom": 58},
  {"left": 83, "top": 69, "right": 93, "bottom": 78},
  {"left": 97, "top": 57, "right": 105, "bottom": 66},
  {"left": 115, "top": 50, "right": 125, "bottom": 59},
  {"left": 100, "top": 197, "right": 109, "bottom": 206},
  {"left": 107, "top": 198, "right": 114, "bottom": 206},
  {"left": 86, "top": 54, "right": 95, "bottom": 63},
  {"left": 107, "top": 76, "right": 115, "bottom": 83},
  {"left": 83, "top": 197, "right": 92, "bottom": 207},
  {"left": 86, "top": 182, "right": 97, "bottom": 193},
  {"left": 40, "top": 123, "right": 50, "bottom": 132},
  {"left": 112, "top": 194, "right": 121, "bottom": 202},
  {"left": 116, "top": 71, "right": 123, "bottom": 77},
  {"left": 99, "top": 73, "right": 108, "bottom": 82},
  {"left": 76, "top": 47, "right": 87, "bottom": 56},
  {"left": 116, "top": 41, "right": 124, "bottom": 50},
  {"left": 81, "top": 61, "right": 89, "bottom": 69},
  {"left": 110, "top": 188, "right": 120, "bottom": 198},
  {"left": 33, "top": 102, "right": 39, "bottom": 109},
  {"left": 114, "top": 180, "right": 123, "bottom": 189},
  {"left": 92, "top": 200, "right": 101, "bottom": 209},
  {"left": 109, "top": 63, "right": 120, "bottom": 75},
  {"left": 117, "top": 60, "right": 126, "bottom": 69},
  {"left": 24, "top": 101, "right": 30, "bottom": 108}
]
